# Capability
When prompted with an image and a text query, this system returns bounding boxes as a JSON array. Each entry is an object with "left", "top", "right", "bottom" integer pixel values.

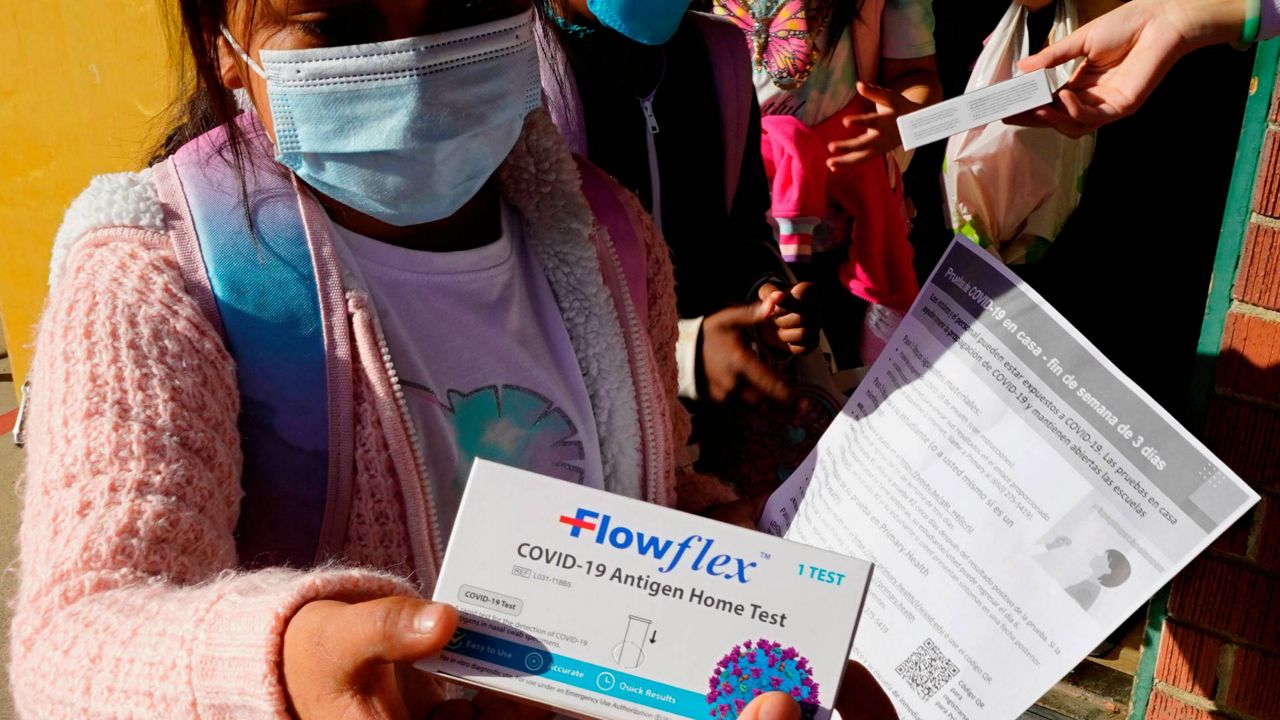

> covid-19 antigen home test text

[{"left": 417, "top": 461, "right": 873, "bottom": 720}]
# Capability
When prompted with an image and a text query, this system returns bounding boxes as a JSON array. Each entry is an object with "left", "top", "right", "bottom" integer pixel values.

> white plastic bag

[{"left": 943, "top": 1, "right": 1094, "bottom": 264}]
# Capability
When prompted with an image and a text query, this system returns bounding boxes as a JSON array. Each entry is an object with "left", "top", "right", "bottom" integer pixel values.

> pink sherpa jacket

[{"left": 11, "top": 110, "right": 732, "bottom": 719}]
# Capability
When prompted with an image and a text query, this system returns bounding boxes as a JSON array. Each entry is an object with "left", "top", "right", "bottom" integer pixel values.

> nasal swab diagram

[{"left": 614, "top": 615, "right": 653, "bottom": 669}]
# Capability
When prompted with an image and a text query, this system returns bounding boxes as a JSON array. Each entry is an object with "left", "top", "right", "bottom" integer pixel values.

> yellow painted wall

[{"left": 0, "top": 2, "right": 173, "bottom": 386}]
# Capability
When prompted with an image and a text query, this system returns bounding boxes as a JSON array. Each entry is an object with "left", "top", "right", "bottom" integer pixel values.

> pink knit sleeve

[{"left": 10, "top": 230, "right": 418, "bottom": 719}]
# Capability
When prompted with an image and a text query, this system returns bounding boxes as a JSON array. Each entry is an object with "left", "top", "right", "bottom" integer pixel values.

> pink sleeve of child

[
  {"left": 760, "top": 115, "right": 830, "bottom": 263},
  {"left": 10, "top": 231, "right": 417, "bottom": 719}
]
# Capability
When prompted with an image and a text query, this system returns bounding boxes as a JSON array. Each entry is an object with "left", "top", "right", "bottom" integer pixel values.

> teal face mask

[
  {"left": 222, "top": 10, "right": 540, "bottom": 227},
  {"left": 586, "top": 0, "right": 691, "bottom": 45}
]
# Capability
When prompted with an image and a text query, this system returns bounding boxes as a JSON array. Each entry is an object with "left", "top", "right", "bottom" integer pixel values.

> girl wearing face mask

[{"left": 10, "top": 1, "right": 824, "bottom": 718}]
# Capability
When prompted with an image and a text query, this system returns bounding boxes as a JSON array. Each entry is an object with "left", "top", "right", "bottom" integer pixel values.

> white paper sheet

[{"left": 761, "top": 237, "right": 1259, "bottom": 720}]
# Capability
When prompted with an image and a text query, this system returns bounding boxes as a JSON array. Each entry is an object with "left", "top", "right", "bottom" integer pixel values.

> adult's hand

[
  {"left": 283, "top": 597, "right": 458, "bottom": 720},
  {"left": 1008, "top": 0, "right": 1245, "bottom": 136},
  {"left": 737, "top": 661, "right": 899, "bottom": 720}
]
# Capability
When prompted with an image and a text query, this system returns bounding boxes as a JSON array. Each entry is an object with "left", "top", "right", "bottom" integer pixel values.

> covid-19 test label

[{"left": 417, "top": 461, "right": 873, "bottom": 720}]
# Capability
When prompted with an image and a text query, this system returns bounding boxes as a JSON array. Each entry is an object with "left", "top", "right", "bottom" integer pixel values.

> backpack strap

[
  {"left": 575, "top": 156, "right": 648, "bottom": 329},
  {"left": 692, "top": 12, "right": 753, "bottom": 215},
  {"left": 152, "top": 115, "right": 343, "bottom": 568}
]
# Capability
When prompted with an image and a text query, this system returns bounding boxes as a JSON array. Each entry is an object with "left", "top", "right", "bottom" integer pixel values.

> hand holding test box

[
  {"left": 418, "top": 461, "right": 874, "bottom": 720},
  {"left": 897, "top": 69, "right": 1053, "bottom": 150}
]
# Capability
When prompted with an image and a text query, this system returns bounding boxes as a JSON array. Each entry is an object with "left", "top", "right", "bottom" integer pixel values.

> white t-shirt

[
  {"left": 332, "top": 202, "right": 605, "bottom": 538},
  {"left": 755, "top": 0, "right": 937, "bottom": 126}
]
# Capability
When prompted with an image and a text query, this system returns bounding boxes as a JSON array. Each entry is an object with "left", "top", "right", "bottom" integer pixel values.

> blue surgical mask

[
  {"left": 222, "top": 10, "right": 540, "bottom": 226},
  {"left": 586, "top": 0, "right": 691, "bottom": 45}
]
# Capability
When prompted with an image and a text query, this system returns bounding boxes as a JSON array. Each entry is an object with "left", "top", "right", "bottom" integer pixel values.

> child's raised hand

[
  {"left": 827, "top": 82, "right": 922, "bottom": 170},
  {"left": 283, "top": 596, "right": 459, "bottom": 720},
  {"left": 757, "top": 282, "right": 818, "bottom": 356}
]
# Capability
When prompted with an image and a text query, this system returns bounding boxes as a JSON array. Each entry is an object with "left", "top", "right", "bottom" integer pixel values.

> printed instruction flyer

[{"left": 761, "top": 237, "right": 1259, "bottom": 720}]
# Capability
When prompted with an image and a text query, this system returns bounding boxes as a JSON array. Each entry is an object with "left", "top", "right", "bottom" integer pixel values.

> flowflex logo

[{"left": 559, "top": 508, "right": 758, "bottom": 583}]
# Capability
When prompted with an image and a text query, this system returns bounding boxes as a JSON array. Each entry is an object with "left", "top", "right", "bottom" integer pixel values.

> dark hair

[
  {"left": 149, "top": 0, "right": 260, "bottom": 166},
  {"left": 531, "top": 1, "right": 579, "bottom": 123},
  {"left": 149, "top": 0, "right": 276, "bottom": 240},
  {"left": 824, "top": 1, "right": 862, "bottom": 55},
  {"left": 1099, "top": 550, "right": 1131, "bottom": 588}
]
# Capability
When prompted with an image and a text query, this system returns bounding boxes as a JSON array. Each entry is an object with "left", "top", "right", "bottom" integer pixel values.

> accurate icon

[{"left": 524, "top": 652, "right": 545, "bottom": 672}]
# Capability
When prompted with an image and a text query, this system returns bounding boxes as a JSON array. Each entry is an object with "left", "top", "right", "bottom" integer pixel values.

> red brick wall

[{"left": 1145, "top": 75, "right": 1280, "bottom": 720}]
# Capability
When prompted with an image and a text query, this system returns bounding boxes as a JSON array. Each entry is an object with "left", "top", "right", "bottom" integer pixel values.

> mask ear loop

[{"left": 221, "top": 26, "right": 269, "bottom": 80}]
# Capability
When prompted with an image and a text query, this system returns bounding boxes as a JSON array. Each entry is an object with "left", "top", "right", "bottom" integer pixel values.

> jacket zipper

[
  {"left": 595, "top": 223, "right": 668, "bottom": 504},
  {"left": 637, "top": 46, "right": 667, "bottom": 232},
  {"left": 638, "top": 94, "right": 663, "bottom": 230},
  {"left": 367, "top": 306, "right": 445, "bottom": 581}
]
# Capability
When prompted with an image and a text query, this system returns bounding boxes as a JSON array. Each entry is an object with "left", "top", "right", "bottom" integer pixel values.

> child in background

[
  {"left": 535, "top": 0, "right": 821, "bottom": 408},
  {"left": 536, "top": 0, "right": 844, "bottom": 494},
  {"left": 712, "top": 0, "right": 942, "bottom": 369}
]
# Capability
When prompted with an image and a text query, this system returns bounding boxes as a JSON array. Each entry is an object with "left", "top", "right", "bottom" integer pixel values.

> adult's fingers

[
  {"left": 1056, "top": 90, "right": 1114, "bottom": 134},
  {"left": 1002, "top": 109, "right": 1053, "bottom": 128},
  {"left": 1025, "top": 102, "right": 1095, "bottom": 138},
  {"left": 739, "top": 691, "right": 803, "bottom": 720},
  {"left": 1018, "top": 28, "right": 1089, "bottom": 73}
]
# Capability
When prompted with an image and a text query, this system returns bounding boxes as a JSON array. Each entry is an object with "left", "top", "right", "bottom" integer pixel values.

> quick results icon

[{"left": 559, "top": 509, "right": 758, "bottom": 583}]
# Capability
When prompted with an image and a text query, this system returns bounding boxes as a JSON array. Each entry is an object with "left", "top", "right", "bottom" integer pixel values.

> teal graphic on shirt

[{"left": 403, "top": 382, "right": 587, "bottom": 489}]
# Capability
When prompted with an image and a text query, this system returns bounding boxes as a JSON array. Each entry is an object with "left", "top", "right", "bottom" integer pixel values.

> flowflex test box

[{"left": 418, "top": 461, "right": 873, "bottom": 720}]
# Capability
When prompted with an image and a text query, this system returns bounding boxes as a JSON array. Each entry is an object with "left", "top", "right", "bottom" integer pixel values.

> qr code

[{"left": 896, "top": 639, "right": 960, "bottom": 700}]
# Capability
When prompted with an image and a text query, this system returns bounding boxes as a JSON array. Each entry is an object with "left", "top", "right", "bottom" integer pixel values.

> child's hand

[
  {"left": 827, "top": 82, "right": 922, "bottom": 170},
  {"left": 701, "top": 301, "right": 792, "bottom": 406},
  {"left": 757, "top": 282, "right": 818, "bottom": 356},
  {"left": 283, "top": 597, "right": 459, "bottom": 720}
]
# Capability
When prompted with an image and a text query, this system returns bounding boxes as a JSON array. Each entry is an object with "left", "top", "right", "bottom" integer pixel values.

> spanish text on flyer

[{"left": 762, "top": 238, "right": 1258, "bottom": 720}]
